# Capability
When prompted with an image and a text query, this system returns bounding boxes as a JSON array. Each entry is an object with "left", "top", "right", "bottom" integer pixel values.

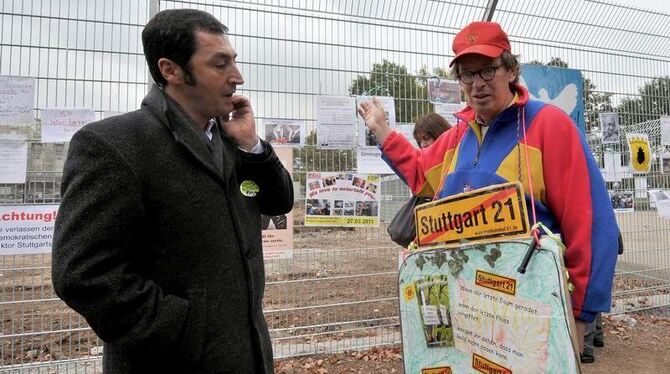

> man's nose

[{"left": 230, "top": 64, "right": 244, "bottom": 85}]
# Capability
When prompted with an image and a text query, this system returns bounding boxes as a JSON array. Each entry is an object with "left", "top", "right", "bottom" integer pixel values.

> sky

[{"left": 615, "top": 0, "right": 670, "bottom": 13}]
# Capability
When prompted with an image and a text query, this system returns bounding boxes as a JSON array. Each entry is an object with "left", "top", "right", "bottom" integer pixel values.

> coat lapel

[{"left": 142, "top": 86, "right": 229, "bottom": 187}]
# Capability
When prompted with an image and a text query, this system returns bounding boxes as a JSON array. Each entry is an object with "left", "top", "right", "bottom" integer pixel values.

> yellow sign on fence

[{"left": 415, "top": 182, "right": 530, "bottom": 247}]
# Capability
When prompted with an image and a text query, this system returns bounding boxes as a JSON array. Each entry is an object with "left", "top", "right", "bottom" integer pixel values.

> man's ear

[{"left": 157, "top": 58, "right": 184, "bottom": 85}]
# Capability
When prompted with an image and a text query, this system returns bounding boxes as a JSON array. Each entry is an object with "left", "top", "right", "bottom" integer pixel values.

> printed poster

[
  {"left": 0, "top": 76, "right": 34, "bottom": 124},
  {"left": 428, "top": 78, "right": 460, "bottom": 104},
  {"left": 626, "top": 133, "right": 651, "bottom": 174},
  {"left": 0, "top": 205, "right": 59, "bottom": 255},
  {"left": 41, "top": 108, "right": 96, "bottom": 143},
  {"left": 356, "top": 95, "right": 396, "bottom": 147},
  {"left": 660, "top": 153, "right": 670, "bottom": 174},
  {"left": 599, "top": 112, "right": 620, "bottom": 144},
  {"left": 0, "top": 136, "right": 28, "bottom": 183},
  {"left": 610, "top": 191, "right": 634, "bottom": 213},
  {"left": 305, "top": 172, "right": 380, "bottom": 227},
  {"left": 519, "top": 64, "right": 585, "bottom": 133},
  {"left": 262, "top": 148, "right": 294, "bottom": 260},
  {"left": 262, "top": 119, "right": 305, "bottom": 147},
  {"left": 315, "top": 96, "right": 357, "bottom": 148}
]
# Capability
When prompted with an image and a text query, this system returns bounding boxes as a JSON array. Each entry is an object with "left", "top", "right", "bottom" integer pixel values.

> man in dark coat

[{"left": 52, "top": 9, "right": 293, "bottom": 373}]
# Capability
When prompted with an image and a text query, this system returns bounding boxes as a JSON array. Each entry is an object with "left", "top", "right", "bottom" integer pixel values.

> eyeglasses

[{"left": 456, "top": 65, "right": 504, "bottom": 85}]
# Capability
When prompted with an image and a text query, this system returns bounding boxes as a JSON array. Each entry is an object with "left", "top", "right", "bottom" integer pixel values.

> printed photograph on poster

[
  {"left": 660, "top": 153, "right": 670, "bottom": 174},
  {"left": 600, "top": 112, "right": 620, "bottom": 144},
  {"left": 261, "top": 147, "right": 294, "bottom": 260},
  {"left": 0, "top": 136, "right": 28, "bottom": 184},
  {"left": 427, "top": 78, "right": 460, "bottom": 104},
  {"left": 626, "top": 133, "right": 651, "bottom": 174},
  {"left": 0, "top": 76, "right": 35, "bottom": 125},
  {"left": 315, "top": 96, "right": 357, "bottom": 148},
  {"left": 660, "top": 116, "right": 670, "bottom": 146},
  {"left": 304, "top": 172, "right": 380, "bottom": 227},
  {"left": 41, "top": 108, "right": 96, "bottom": 143},
  {"left": 356, "top": 96, "right": 396, "bottom": 147},
  {"left": 414, "top": 275, "right": 454, "bottom": 348},
  {"left": 610, "top": 191, "right": 634, "bottom": 213},
  {"left": 262, "top": 119, "right": 305, "bottom": 147}
]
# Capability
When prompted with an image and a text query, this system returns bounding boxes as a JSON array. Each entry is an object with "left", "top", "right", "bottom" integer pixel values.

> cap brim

[{"left": 449, "top": 45, "right": 504, "bottom": 66}]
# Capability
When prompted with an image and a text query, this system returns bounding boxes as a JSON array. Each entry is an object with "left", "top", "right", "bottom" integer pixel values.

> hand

[
  {"left": 221, "top": 95, "right": 258, "bottom": 151},
  {"left": 357, "top": 97, "right": 392, "bottom": 145}
]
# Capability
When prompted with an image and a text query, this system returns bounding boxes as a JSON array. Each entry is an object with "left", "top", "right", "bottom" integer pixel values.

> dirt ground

[{"left": 275, "top": 312, "right": 670, "bottom": 373}]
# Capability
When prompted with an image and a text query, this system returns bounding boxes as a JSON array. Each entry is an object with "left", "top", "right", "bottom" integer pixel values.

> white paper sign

[
  {"left": 315, "top": 96, "right": 357, "bottom": 148},
  {"left": 0, "top": 136, "right": 28, "bottom": 183},
  {"left": 0, "top": 76, "right": 35, "bottom": 124},
  {"left": 41, "top": 108, "right": 96, "bottom": 143},
  {"left": 421, "top": 305, "right": 440, "bottom": 325},
  {"left": 356, "top": 96, "right": 396, "bottom": 148},
  {"left": 661, "top": 116, "right": 670, "bottom": 146},
  {"left": 603, "top": 150, "right": 623, "bottom": 182},
  {"left": 434, "top": 102, "right": 465, "bottom": 127},
  {"left": 0, "top": 205, "right": 59, "bottom": 254},
  {"left": 357, "top": 148, "right": 394, "bottom": 174}
]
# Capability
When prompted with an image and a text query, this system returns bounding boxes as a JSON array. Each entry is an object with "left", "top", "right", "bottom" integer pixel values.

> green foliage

[
  {"left": 617, "top": 76, "right": 670, "bottom": 127},
  {"left": 350, "top": 59, "right": 433, "bottom": 123}
]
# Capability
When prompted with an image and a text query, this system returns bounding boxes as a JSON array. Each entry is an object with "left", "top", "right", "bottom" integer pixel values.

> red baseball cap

[{"left": 449, "top": 22, "right": 511, "bottom": 66}]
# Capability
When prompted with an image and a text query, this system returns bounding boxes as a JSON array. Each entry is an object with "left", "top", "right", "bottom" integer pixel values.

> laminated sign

[
  {"left": 398, "top": 238, "right": 581, "bottom": 374},
  {"left": 415, "top": 182, "right": 530, "bottom": 248}
]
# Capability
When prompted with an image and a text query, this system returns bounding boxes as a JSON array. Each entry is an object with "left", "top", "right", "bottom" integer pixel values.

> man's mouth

[
  {"left": 223, "top": 92, "right": 235, "bottom": 98},
  {"left": 472, "top": 93, "right": 489, "bottom": 100}
]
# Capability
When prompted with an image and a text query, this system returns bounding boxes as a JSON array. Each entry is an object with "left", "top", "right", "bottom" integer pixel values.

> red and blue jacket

[{"left": 381, "top": 84, "right": 619, "bottom": 322}]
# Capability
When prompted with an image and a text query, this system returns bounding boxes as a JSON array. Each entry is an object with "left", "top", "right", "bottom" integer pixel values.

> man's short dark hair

[{"left": 142, "top": 9, "right": 228, "bottom": 86}]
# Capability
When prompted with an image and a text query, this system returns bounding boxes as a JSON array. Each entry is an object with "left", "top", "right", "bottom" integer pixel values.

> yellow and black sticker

[
  {"left": 475, "top": 270, "right": 517, "bottom": 296},
  {"left": 415, "top": 182, "right": 529, "bottom": 248},
  {"left": 472, "top": 353, "right": 512, "bottom": 374}
]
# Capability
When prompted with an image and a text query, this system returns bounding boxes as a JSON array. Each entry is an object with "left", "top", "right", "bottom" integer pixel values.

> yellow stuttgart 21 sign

[
  {"left": 472, "top": 353, "right": 512, "bottom": 374},
  {"left": 415, "top": 182, "right": 530, "bottom": 248},
  {"left": 475, "top": 270, "right": 517, "bottom": 296}
]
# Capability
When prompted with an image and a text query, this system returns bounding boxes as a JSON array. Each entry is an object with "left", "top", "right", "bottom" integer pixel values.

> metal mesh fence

[{"left": 1, "top": 0, "right": 669, "bottom": 371}]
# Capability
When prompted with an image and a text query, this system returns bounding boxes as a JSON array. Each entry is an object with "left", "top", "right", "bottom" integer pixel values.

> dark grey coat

[{"left": 52, "top": 87, "right": 293, "bottom": 373}]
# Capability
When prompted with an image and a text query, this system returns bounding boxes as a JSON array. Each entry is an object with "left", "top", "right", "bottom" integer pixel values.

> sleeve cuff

[{"left": 238, "top": 137, "right": 264, "bottom": 154}]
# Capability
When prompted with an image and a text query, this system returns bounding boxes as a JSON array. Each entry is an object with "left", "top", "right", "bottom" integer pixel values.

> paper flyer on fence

[
  {"left": 0, "top": 135, "right": 28, "bottom": 184},
  {"left": 315, "top": 96, "right": 357, "bottom": 148},
  {"left": 0, "top": 76, "right": 34, "bottom": 125},
  {"left": 0, "top": 205, "right": 59, "bottom": 255},
  {"left": 304, "top": 172, "right": 380, "bottom": 227},
  {"left": 262, "top": 148, "right": 294, "bottom": 260},
  {"left": 41, "top": 108, "right": 96, "bottom": 143}
]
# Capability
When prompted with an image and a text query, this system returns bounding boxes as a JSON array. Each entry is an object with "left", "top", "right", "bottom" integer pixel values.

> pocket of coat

[{"left": 178, "top": 286, "right": 207, "bottom": 366}]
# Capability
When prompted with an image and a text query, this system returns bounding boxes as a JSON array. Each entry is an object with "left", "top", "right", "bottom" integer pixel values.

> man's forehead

[
  {"left": 194, "top": 30, "right": 236, "bottom": 57},
  {"left": 457, "top": 55, "right": 500, "bottom": 68}
]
